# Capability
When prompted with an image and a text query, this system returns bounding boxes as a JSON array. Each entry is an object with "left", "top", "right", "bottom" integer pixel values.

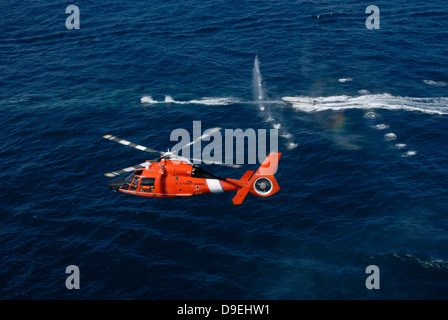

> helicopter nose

[{"left": 108, "top": 178, "right": 126, "bottom": 191}]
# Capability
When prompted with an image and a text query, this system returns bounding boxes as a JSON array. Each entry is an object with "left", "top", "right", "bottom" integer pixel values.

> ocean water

[{"left": 1, "top": 0, "right": 448, "bottom": 299}]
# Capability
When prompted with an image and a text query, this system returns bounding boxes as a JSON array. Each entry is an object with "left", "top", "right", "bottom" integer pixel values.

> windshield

[
  {"left": 125, "top": 173, "right": 135, "bottom": 183},
  {"left": 125, "top": 169, "right": 143, "bottom": 183}
]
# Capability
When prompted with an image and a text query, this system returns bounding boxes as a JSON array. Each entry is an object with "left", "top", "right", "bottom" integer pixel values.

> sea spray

[
  {"left": 252, "top": 55, "right": 265, "bottom": 111},
  {"left": 252, "top": 55, "right": 297, "bottom": 149}
]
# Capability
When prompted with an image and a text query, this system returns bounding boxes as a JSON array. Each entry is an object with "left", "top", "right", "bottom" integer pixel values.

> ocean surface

[{"left": 1, "top": 0, "right": 448, "bottom": 299}]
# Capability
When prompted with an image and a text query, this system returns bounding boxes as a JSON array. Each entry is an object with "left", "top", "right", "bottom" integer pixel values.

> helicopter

[{"left": 103, "top": 129, "right": 281, "bottom": 205}]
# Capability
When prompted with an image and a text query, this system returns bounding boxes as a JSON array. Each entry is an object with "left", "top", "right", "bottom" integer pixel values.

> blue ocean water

[{"left": 1, "top": 0, "right": 448, "bottom": 299}]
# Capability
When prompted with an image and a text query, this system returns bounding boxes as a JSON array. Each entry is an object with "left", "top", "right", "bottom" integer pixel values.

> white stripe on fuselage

[{"left": 206, "top": 179, "right": 223, "bottom": 193}]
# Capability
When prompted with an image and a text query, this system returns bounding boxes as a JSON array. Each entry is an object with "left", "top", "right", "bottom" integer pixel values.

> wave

[
  {"left": 283, "top": 94, "right": 448, "bottom": 115},
  {"left": 338, "top": 78, "right": 353, "bottom": 83},
  {"left": 424, "top": 80, "right": 448, "bottom": 87},
  {"left": 141, "top": 96, "right": 240, "bottom": 105},
  {"left": 315, "top": 12, "right": 348, "bottom": 20},
  {"left": 392, "top": 254, "right": 448, "bottom": 270},
  {"left": 370, "top": 253, "right": 448, "bottom": 274}
]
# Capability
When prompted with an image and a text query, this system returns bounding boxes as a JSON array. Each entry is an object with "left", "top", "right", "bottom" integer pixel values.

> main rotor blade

[
  {"left": 104, "top": 159, "right": 158, "bottom": 178},
  {"left": 103, "top": 134, "right": 162, "bottom": 154},
  {"left": 170, "top": 127, "right": 222, "bottom": 154},
  {"left": 189, "top": 158, "right": 242, "bottom": 168}
]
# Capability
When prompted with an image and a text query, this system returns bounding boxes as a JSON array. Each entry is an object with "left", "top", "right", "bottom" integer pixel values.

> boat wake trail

[
  {"left": 282, "top": 94, "right": 448, "bottom": 115},
  {"left": 141, "top": 95, "right": 240, "bottom": 106}
]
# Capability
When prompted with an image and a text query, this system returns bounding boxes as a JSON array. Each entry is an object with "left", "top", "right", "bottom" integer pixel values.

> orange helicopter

[{"left": 103, "top": 129, "right": 281, "bottom": 205}]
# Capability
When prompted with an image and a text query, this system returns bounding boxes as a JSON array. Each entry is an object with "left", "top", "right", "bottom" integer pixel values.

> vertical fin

[{"left": 240, "top": 170, "right": 255, "bottom": 182}]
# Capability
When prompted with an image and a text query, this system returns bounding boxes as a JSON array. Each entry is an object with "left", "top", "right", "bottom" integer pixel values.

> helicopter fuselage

[{"left": 108, "top": 158, "right": 241, "bottom": 198}]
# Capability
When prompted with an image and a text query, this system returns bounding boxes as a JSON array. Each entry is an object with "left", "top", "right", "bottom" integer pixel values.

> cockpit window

[
  {"left": 140, "top": 178, "right": 155, "bottom": 187},
  {"left": 134, "top": 169, "right": 143, "bottom": 175}
]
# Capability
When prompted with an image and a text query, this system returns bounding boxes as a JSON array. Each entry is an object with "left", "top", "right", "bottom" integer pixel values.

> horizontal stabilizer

[{"left": 232, "top": 186, "right": 251, "bottom": 205}]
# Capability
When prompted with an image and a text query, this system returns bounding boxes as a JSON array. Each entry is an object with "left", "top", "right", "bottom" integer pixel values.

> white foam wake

[
  {"left": 283, "top": 94, "right": 448, "bottom": 115},
  {"left": 164, "top": 95, "right": 175, "bottom": 103},
  {"left": 140, "top": 96, "right": 156, "bottom": 103},
  {"left": 384, "top": 133, "right": 397, "bottom": 141},
  {"left": 188, "top": 97, "right": 240, "bottom": 105},
  {"left": 141, "top": 96, "right": 240, "bottom": 106},
  {"left": 402, "top": 150, "right": 418, "bottom": 157},
  {"left": 375, "top": 124, "right": 389, "bottom": 130}
]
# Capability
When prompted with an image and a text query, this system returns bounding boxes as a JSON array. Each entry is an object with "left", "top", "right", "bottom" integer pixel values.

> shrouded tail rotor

[{"left": 232, "top": 153, "right": 281, "bottom": 205}]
